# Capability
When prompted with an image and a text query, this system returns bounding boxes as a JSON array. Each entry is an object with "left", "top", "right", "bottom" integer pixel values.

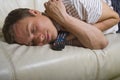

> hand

[{"left": 44, "top": 0, "right": 68, "bottom": 24}]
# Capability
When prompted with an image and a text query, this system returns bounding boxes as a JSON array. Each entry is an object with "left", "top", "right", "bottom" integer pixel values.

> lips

[
  {"left": 46, "top": 31, "right": 51, "bottom": 43},
  {"left": 47, "top": 33, "right": 49, "bottom": 42}
]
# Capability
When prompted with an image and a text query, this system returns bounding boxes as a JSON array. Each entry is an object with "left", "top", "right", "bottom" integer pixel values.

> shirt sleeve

[{"left": 72, "top": 0, "right": 102, "bottom": 24}]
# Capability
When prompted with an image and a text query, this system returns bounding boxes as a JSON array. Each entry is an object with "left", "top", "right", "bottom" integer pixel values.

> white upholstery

[
  {"left": 0, "top": 0, "right": 120, "bottom": 80},
  {"left": 0, "top": 0, "right": 47, "bottom": 29}
]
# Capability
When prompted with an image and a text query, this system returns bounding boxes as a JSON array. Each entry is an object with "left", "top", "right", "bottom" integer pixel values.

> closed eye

[{"left": 31, "top": 26, "right": 36, "bottom": 34}]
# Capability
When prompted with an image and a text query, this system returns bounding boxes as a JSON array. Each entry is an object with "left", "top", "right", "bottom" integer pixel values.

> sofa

[{"left": 0, "top": 0, "right": 120, "bottom": 80}]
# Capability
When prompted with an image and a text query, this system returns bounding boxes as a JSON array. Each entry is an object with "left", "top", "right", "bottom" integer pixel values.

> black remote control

[{"left": 50, "top": 31, "right": 68, "bottom": 51}]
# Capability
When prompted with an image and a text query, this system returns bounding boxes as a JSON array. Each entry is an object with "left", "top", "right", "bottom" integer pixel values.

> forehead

[{"left": 13, "top": 18, "right": 31, "bottom": 45}]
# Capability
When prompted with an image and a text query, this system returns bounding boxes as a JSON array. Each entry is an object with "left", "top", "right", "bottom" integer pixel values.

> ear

[{"left": 28, "top": 9, "right": 41, "bottom": 16}]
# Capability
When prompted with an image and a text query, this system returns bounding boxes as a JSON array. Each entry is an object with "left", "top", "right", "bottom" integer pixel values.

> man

[{"left": 2, "top": 0, "right": 120, "bottom": 49}]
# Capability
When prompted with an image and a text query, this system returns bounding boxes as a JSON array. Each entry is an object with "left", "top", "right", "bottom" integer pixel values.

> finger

[
  {"left": 44, "top": 1, "right": 51, "bottom": 7},
  {"left": 44, "top": 10, "right": 47, "bottom": 13},
  {"left": 59, "top": 0, "right": 62, "bottom": 1},
  {"left": 50, "top": 0, "right": 58, "bottom": 1},
  {"left": 57, "top": 0, "right": 62, "bottom": 2},
  {"left": 44, "top": 2, "right": 51, "bottom": 10},
  {"left": 50, "top": 0, "right": 55, "bottom": 1},
  {"left": 44, "top": 2, "right": 47, "bottom": 8}
]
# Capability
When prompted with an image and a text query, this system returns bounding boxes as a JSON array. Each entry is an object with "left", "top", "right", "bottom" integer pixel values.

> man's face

[{"left": 13, "top": 10, "right": 58, "bottom": 46}]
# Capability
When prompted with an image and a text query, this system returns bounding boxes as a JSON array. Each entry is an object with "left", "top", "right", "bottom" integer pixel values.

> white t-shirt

[{"left": 61, "top": 0, "right": 118, "bottom": 34}]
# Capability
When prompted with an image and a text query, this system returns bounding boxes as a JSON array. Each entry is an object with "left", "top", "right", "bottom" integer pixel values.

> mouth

[{"left": 46, "top": 31, "right": 51, "bottom": 43}]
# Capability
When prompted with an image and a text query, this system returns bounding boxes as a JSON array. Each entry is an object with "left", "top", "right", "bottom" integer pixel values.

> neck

[{"left": 42, "top": 12, "right": 61, "bottom": 31}]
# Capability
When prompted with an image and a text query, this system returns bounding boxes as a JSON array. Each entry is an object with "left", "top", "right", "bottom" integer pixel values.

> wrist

[{"left": 56, "top": 13, "right": 70, "bottom": 26}]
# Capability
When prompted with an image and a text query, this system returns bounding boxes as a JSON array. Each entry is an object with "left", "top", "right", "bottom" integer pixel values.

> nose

[
  {"left": 39, "top": 33, "right": 45, "bottom": 42},
  {"left": 34, "top": 33, "right": 45, "bottom": 45}
]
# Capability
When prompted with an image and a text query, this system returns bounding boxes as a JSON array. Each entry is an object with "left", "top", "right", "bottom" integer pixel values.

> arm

[
  {"left": 60, "top": 14, "right": 108, "bottom": 49},
  {"left": 44, "top": 0, "right": 108, "bottom": 49},
  {"left": 69, "top": 0, "right": 120, "bottom": 46},
  {"left": 93, "top": 0, "right": 120, "bottom": 31}
]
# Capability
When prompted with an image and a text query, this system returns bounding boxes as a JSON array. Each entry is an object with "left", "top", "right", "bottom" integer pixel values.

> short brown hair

[{"left": 2, "top": 8, "right": 35, "bottom": 44}]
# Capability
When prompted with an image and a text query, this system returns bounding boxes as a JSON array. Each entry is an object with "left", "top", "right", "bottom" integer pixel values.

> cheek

[
  {"left": 37, "top": 25, "right": 48, "bottom": 33},
  {"left": 37, "top": 27, "right": 45, "bottom": 34},
  {"left": 36, "top": 22, "right": 45, "bottom": 31}
]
